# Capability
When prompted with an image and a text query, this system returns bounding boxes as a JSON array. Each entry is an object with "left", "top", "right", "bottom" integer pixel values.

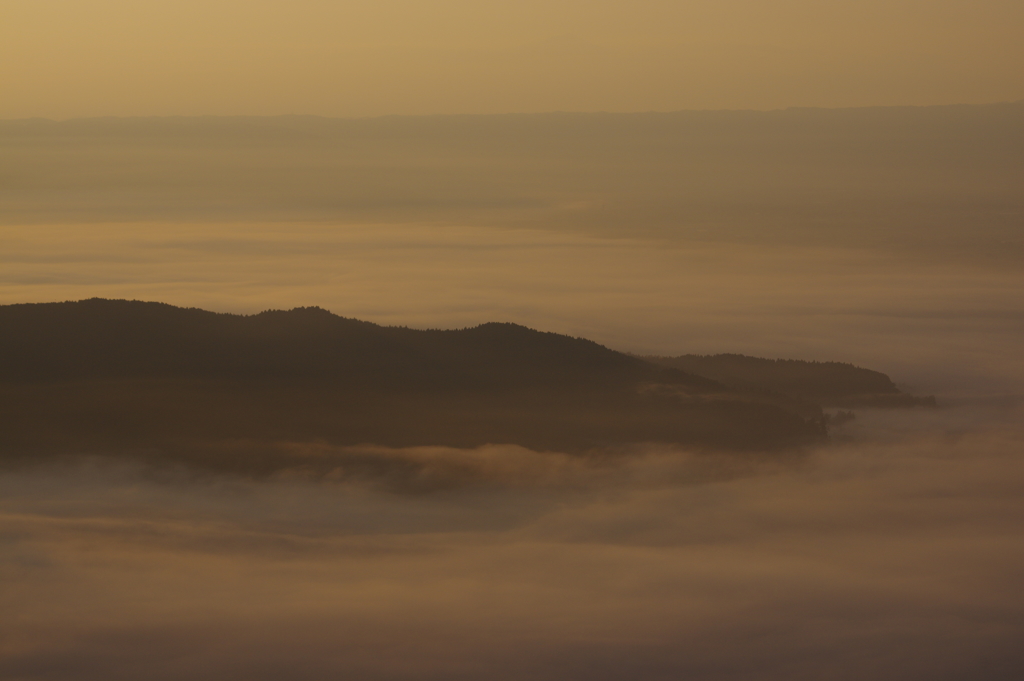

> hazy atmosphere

[
  {"left": 4, "top": 0, "right": 1024, "bottom": 117},
  {"left": 2, "top": 2, "right": 1023, "bottom": 679}
]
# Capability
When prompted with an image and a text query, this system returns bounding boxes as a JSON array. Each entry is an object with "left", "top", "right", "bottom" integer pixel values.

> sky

[{"left": 3, "top": 0, "right": 1024, "bottom": 118}]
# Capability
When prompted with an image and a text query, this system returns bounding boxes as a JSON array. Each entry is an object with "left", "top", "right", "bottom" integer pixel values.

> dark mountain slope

[
  {"left": 0, "top": 300, "right": 824, "bottom": 471},
  {"left": 0, "top": 298, "right": 711, "bottom": 390}
]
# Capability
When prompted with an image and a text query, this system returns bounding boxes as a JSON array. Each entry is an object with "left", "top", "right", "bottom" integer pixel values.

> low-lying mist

[{"left": 3, "top": 402, "right": 1022, "bottom": 680}]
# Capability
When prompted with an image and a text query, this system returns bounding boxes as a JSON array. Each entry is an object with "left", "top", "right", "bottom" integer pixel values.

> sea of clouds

[{"left": 3, "top": 399, "right": 1022, "bottom": 680}]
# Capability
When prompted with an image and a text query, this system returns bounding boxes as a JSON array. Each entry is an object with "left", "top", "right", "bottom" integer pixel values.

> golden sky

[{"left": 3, "top": 0, "right": 1023, "bottom": 118}]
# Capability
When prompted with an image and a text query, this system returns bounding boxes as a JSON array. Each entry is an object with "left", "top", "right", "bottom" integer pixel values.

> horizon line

[{"left": 4, "top": 99, "right": 1023, "bottom": 124}]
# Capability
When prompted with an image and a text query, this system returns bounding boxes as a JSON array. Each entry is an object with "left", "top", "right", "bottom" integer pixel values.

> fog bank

[{"left": 3, "top": 405, "right": 1022, "bottom": 680}]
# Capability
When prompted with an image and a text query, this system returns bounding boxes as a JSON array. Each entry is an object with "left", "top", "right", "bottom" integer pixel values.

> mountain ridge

[
  {"left": 646, "top": 353, "right": 935, "bottom": 409},
  {"left": 0, "top": 298, "right": 713, "bottom": 392},
  {"left": 0, "top": 299, "right": 927, "bottom": 473}
]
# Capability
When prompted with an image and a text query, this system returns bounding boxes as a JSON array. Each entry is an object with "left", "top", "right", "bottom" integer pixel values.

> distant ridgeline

[
  {"left": 646, "top": 355, "right": 935, "bottom": 410},
  {"left": 0, "top": 300, "right": 931, "bottom": 475}
]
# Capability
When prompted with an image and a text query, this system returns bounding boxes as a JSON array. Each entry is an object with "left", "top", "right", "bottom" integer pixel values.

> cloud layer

[{"left": 3, "top": 405, "right": 1022, "bottom": 680}]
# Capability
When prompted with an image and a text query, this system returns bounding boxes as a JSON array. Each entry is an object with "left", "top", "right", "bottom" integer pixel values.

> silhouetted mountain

[
  {"left": 647, "top": 354, "right": 935, "bottom": 408},
  {"left": 0, "top": 299, "right": 830, "bottom": 473},
  {"left": 0, "top": 298, "right": 712, "bottom": 391}
]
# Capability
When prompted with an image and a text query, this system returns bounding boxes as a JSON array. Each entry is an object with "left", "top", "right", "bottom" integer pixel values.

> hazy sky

[{"left": 3, "top": 0, "right": 1023, "bottom": 118}]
